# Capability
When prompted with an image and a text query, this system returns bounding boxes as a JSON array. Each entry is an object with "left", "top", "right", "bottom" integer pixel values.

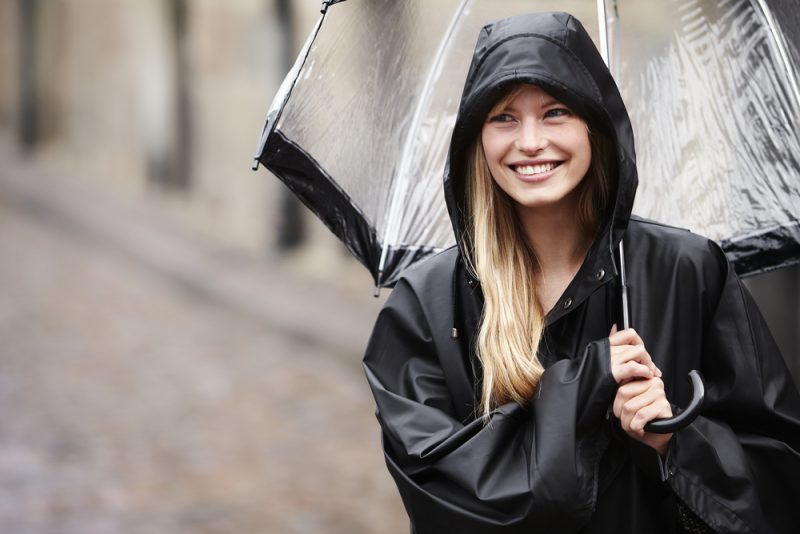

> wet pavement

[{"left": 0, "top": 147, "right": 407, "bottom": 533}]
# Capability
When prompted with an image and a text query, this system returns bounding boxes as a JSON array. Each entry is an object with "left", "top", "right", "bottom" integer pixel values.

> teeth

[{"left": 514, "top": 162, "right": 559, "bottom": 175}]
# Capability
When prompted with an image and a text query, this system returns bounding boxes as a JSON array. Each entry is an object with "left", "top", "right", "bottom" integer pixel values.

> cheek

[
  {"left": 480, "top": 137, "right": 491, "bottom": 163},
  {"left": 578, "top": 139, "right": 592, "bottom": 172},
  {"left": 480, "top": 131, "right": 505, "bottom": 174},
  {"left": 565, "top": 128, "right": 592, "bottom": 172}
]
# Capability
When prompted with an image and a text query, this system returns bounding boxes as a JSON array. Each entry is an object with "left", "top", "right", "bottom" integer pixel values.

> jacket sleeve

[
  {"left": 362, "top": 277, "right": 618, "bottom": 534},
  {"left": 664, "top": 245, "right": 800, "bottom": 534}
]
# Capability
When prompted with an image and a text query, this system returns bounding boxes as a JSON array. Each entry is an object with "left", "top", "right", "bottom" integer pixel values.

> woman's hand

[
  {"left": 609, "top": 327, "right": 673, "bottom": 456},
  {"left": 608, "top": 326, "right": 660, "bottom": 383}
]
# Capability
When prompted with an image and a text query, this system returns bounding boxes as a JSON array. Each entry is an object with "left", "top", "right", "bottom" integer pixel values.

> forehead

[
  {"left": 507, "top": 85, "right": 558, "bottom": 105},
  {"left": 490, "top": 84, "right": 559, "bottom": 112}
]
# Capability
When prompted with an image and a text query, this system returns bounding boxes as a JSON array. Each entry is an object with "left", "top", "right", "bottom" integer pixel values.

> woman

[{"left": 363, "top": 12, "right": 800, "bottom": 533}]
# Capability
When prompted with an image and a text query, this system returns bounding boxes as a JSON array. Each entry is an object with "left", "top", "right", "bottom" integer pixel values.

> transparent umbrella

[
  {"left": 253, "top": 0, "right": 605, "bottom": 289},
  {"left": 612, "top": 0, "right": 800, "bottom": 276},
  {"left": 253, "top": 0, "right": 800, "bottom": 291},
  {"left": 253, "top": 0, "right": 800, "bottom": 433}
]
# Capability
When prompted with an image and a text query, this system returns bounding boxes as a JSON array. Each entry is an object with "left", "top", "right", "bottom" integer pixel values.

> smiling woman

[
  {"left": 480, "top": 85, "right": 592, "bottom": 214},
  {"left": 465, "top": 82, "right": 615, "bottom": 412},
  {"left": 363, "top": 11, "right": 800, "bottom": 534}
]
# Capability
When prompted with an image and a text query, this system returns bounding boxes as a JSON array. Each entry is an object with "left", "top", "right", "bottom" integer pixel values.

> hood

[{"left": 444, "top": 12, "right": 638, "bottom": 284}]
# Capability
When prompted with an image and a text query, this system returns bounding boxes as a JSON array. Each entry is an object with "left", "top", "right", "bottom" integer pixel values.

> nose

[{"left": 515, "top": 119, "right": 548, "bottom": 153}]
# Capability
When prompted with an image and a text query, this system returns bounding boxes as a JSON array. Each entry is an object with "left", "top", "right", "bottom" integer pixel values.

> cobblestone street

[{"left": 0, "top": 151, "right": 407, "bottom": 533}]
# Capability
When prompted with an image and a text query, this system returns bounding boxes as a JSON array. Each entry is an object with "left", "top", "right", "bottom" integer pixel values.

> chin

[{"left": 511, "top": 189, "right": 583, "bottom": 213}]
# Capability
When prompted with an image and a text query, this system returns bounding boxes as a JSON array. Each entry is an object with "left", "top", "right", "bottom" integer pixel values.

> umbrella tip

[
  {"left": 251, "top": 157, "right": 260, "bottom": 171},
  {"left": 373, "top": 285, "right": 381, "bottom": 298}
]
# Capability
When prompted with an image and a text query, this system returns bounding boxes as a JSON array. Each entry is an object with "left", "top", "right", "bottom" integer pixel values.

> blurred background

[
  {"left": 0, "top": 1, "right": 797, "bottom": 533},
  {"left": 0, "top": 0, "right": 405, "bottom": 532}
]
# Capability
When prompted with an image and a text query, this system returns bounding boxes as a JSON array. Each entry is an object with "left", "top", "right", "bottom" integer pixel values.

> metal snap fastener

[
  {"left": 596, "top": 269, "right": 605, "bottom": 280},
  {"left": 563, "top": 297, "right": 573, "bottom": 309}
]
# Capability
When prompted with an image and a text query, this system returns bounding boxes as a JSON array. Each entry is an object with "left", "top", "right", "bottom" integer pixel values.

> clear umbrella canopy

[
  {"left": 254, "top": 0, "right": 800, "bottom": 287},
  {"left": 614, "top": 0, "right": 800, "bottom": 274}
]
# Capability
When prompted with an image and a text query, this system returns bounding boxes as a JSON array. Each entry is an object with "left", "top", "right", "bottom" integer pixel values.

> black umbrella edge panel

[
  {"left": 261, "top": 130, "right": 440, "bottom": 288},
  {"left": 722, "top": 223, "right": 800, "bottom": 277}
]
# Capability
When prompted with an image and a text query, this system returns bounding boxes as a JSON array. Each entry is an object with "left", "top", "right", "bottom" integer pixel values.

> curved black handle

[{"left": 644, "top": 370, "right": 705, "bottom": 434}]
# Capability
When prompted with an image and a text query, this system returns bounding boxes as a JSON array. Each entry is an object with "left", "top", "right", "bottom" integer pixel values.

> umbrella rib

[
  {"left": 597, "top": 0, "right": 632, "bottom": 329},
  {"left": 376, "top": 0, "right": 472, "bottom": 285},
  {"left": 252, "top": 12, "right": 327, "bottom": 171},
  {"left": 596, "top": 0, "right": 609, "bottom": 64}
]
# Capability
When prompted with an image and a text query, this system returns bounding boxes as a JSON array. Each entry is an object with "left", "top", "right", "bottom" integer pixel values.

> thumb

[{"left": 609, "top": 323, "right": 618, "bottom": 336}]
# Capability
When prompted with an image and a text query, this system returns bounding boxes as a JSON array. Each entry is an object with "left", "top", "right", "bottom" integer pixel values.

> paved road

[{"left": 0, "top": 151, "right": 407, "bottom": 533}]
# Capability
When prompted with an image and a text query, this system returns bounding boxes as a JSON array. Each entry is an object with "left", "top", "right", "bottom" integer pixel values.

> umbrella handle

[
  {"left": 643, "top": 370, "right": 705, "bottom": 434},
  {"left": 616, "top": 244, "right": 705, "bottom": 434}
]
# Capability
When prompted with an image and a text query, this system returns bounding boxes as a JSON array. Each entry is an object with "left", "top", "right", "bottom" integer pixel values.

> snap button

[
  {"left": 595, "top": 269, "right": 605, "bottom": 280},
  {"left": 563, "top": 297, "right": 573, "bottom": 309}
]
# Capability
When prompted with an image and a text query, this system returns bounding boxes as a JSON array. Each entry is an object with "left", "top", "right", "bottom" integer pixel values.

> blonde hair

[{"left": 463, "top": 87, "right": 612, "bottom": 419}]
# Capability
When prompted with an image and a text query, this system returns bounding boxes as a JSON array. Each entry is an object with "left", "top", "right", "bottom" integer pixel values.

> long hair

[{"left": 463, "top": 88, "right": 613, "bottom": 419}]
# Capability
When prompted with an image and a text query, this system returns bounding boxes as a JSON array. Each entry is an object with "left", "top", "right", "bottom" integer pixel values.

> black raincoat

[{"left": 363, "top": 12, "right": 800, "bottom": 534}]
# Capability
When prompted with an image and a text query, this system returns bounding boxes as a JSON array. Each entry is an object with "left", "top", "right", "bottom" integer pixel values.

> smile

[{"left": 511, "top": 161, "right": 562, "bottom": 176}]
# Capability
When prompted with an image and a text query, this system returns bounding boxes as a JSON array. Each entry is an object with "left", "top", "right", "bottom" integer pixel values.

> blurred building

[{"left": 0, "top": 0, "right": 332, "bottom": 259}]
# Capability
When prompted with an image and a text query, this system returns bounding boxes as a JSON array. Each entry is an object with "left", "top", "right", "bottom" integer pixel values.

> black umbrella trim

[
  {"left": 320, "top": 0, "right": 347, "bottom": 13},
  {"left": 263, "top": 127, "right": 799, "bottom": 282},
  {"left": 261, "top": 129, "right": 443, "bottom": 288},
  {"left": 721, "top": 221, "right": 800, "bottom": 277},
  {"left": 252, "top": 11, "right": 328, "bottom": 172}
]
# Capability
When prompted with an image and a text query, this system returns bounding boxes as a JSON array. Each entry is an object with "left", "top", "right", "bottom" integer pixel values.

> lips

[{"left": 510, "top": 161, "right": 562, "bottom": 176}]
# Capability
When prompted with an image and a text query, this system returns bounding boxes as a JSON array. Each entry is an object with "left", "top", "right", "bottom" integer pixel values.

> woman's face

[{"left": 481, "top": 85, "right": 591, "bottom": 215}]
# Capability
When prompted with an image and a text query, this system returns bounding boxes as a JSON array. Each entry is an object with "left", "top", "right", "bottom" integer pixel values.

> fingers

[
  {"left": 613, "top": 376, "right": 675, "bottom": 455},
  {"left": 613, "top": 378, "right": 673, "bottom": 434},
  {"left": 612, "top": 378, "right": 652, "bottom": 418},
  {"left": 628, "top": 400, "right": 672, "bottom": 433},
  {"left": 613, "top": 361, "right": 654, "bottom": 384},
  {"left": 608, "top": 327, "right": 643, "bottom": 347},
  {"left": 621, "top": 344, "right": 661, "bottom": 378},
  {"left": 610, "top": 342, "right": 661, "bottom": 383}
]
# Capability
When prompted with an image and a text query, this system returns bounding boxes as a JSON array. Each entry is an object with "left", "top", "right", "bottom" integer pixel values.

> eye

[
  {"left": 487, "top": 112, "right": 515, "bottom": 123},
  {"left": 544, "top": 107, "right": 572, "bottom": 119}
]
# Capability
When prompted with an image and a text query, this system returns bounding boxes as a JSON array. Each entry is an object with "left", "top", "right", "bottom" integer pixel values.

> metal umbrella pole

[{"left": 595, "top": 0, "right": 704, "bottom": 434}]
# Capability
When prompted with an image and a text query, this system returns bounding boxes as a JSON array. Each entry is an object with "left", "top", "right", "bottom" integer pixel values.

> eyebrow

[{"left": 499, "top": 98, "right": 563, "bottom": 113}]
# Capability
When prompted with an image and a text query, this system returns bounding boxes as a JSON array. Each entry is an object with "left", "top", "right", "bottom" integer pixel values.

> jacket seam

[
  {"left": 735, "top": 275, "right": 764, "bottom": 387},
  {"left": 397, "top": 245, "right": 459, "bottom": 282}
]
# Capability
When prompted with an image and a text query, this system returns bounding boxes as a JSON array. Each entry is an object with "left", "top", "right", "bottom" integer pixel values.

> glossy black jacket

[{"left": 363, "top": 12, "right": 800, "bottom": 534}]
